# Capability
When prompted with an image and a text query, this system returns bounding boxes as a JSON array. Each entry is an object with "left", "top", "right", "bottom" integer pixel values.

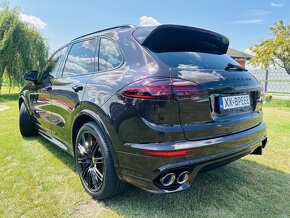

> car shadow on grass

[
  {"left": 103, "top": 160, "right": 290, "bottom": 217},
  {"left": 37, "top": 137, "right": 76, "bottom": 171},
  {"left": 36, "top": 136, "right": 290, "bottom": 217}
]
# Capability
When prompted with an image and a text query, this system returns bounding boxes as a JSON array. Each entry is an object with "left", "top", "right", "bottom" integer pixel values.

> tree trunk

[{"left": 0, "top": 66, "right": 3, "bottom": 92}]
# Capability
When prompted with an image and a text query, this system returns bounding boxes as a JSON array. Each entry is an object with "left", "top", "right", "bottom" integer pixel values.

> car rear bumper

[{"left": 115, "top": 122, "right": 267, "bottom": 193}]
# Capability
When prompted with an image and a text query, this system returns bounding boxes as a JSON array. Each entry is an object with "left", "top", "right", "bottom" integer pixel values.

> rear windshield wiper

[{"left": 225, "top": 63, "right": 247, "bottom": 71}]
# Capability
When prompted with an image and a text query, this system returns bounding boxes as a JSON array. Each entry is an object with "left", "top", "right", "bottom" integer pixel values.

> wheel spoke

[
  {"left": 81, "top": 134, "right": 88, "bottom": 150},
  {"left": 90, "top": 168, "right": 100, "bottom": 188},
  {"left": 82, "top": 164, "right": 90, "bottom": 178},
  {"left": 87, "top": 168, "right": 93, "bottom": 189},
  {"left": 81, "top": 134, "right": 86, "bottom": 145},
  {"left": 94, "top": 157, "right": 103, "bottom": 165},
  {"left": 87, "top": 133, "right": 93, "bottom": 150},
  {"left": 91, "top": 140, "right": 98, "bottom": 154},
  {"left": 78, "top": 143, "right": 87, "bottom": 156},
  {"left": 94, "top": 167, "right": 104, "bottom": 182},
  {"left": 77, "top": 156, "right": 90, "bottom": 165}
]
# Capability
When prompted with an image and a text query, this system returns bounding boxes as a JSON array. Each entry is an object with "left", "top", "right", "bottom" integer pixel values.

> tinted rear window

[
  {"left": 154, "top": 52, "right": 239, "bottom": 70},
  {"left": 62, "top": 39, "right": 96, "bottom": 77},
  {"left": 98, "top": 38, "right": 122, "bottom": 71}
]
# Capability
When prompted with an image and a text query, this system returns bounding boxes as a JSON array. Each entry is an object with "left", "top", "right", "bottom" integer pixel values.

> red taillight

[
  {"left": 119, "top": 78, "right": 201, "bottom": 100},
  {"left": 120, "top": 79, "right": 172, "bottom": 99},
  {"left": 171, "top": 80, "right": 201, "bottom": 98},
  {"left": 143, "top": 149, "right": 195, "bottom": 157}
]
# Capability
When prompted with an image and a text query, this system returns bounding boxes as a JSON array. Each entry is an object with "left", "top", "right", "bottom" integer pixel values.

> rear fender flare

[{"left": 72, "top": 109, "right": 118, "bottom": 164}]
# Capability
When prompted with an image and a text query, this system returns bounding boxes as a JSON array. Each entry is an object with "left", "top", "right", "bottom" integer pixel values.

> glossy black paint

[
  {"left": 19, "top": 25, "right": 267, "bottom": 194},
  {"left": 133, "top": 24, "right": 229, "bottom": 54},
  {"left": 23, "top": 70, "right": 38, "bottom": 82}
]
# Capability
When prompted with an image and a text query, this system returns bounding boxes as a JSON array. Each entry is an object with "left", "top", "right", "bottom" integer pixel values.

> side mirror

[{"left": 24, "top": 70, "right": 39, "bottom": 82}]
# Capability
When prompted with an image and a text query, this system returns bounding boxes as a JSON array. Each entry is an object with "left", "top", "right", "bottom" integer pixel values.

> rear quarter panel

[{"left": 81, "top": 30, "right": 177, "bottom": 152}]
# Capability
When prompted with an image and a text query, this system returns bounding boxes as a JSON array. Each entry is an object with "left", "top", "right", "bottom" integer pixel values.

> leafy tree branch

[
  {"left": 250, "top": 20, "right": 290, "bottom": 75},
  {"left": 0, "top": 1, "right": 49, "bottom": 91}
]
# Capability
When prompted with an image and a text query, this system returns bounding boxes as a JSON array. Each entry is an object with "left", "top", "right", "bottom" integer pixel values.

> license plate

[{"left": 219, "top": 95, "right": 250, "bottom": 110}]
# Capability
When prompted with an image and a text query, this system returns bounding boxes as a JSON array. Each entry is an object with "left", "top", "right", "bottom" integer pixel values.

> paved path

[{"left": 0, "top": 104, "right": 10, "bottom": 112}]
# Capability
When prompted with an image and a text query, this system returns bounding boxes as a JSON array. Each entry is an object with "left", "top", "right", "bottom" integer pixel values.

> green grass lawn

[{"left": 0, "top": 94, "right": 289, "bottom": 218}]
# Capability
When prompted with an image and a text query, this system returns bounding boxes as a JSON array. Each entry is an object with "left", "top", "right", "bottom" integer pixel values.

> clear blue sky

[{"left": 8, "top": 0, "right": 290, "bottom": 53}]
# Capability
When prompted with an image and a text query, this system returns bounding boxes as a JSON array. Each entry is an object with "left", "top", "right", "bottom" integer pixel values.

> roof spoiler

[{"left": 133, "top": 25, "right": 229, "bottom": 55}]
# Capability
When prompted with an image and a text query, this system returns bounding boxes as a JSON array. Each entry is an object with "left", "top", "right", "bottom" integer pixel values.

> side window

[
  {"left": 62, "top": 39, "right": 96, "bottom": 77},
  {"left": 98, "top": 38, "right": 122, "bottom": 71},
  {"left": 41, "top": 46, "right": 67, "bottom": 80}
]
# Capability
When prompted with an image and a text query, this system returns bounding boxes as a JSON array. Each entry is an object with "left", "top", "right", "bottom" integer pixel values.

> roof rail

[{"left": 72, "top": 25, "right": 136, "bottom": 41}]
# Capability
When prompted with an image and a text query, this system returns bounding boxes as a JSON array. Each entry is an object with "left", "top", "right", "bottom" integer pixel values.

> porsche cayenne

[{"left": 19, "top": 24, "right": 267, "bottom": 199}]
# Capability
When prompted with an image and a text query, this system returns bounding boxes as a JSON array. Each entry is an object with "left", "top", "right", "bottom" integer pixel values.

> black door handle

[
  {"left": 45, "top": 86, "right": 52, "bottom": 91},
  {"left": 72, "top": 85, "right": 83, "bottom": 92}
]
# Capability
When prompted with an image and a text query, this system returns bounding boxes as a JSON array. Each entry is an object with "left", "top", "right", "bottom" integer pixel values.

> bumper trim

[
  {"left": 124, "top": 122, "right": 266, "bottom": 151},
  {"left": 117, "top": 122, "right": 267, "bottom": 193},
  {"left": 137, "top": 138, "right": 266, "bottom": 194},
  {"left": 158, "top": 135, "right": 265, "bottom": 172}
]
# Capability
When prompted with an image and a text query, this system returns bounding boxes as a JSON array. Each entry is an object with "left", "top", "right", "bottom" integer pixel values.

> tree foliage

[
  {"left": 0, "top": 2, "right": 48, "bottom": 90},
  {"left": 250, "top": 20, "right": 290, "bottom": 75}
]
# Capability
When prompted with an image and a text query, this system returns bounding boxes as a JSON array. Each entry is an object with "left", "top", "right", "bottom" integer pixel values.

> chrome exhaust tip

[
  {"left": 177, "top": 171, "right": 189, "bottom": 184},
  {"left": 160, "top": 173, "right": 176, "bottom": 186}
]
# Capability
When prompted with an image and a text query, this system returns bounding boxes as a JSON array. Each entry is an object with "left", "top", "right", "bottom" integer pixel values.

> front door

[{"left": 30, "top": 46, "right": 68, "bottom": 135}]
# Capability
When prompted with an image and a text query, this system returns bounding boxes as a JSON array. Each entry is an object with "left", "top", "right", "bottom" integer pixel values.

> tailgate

[{"left": 171, "top": 68, "right": 263, "bottom": 140}]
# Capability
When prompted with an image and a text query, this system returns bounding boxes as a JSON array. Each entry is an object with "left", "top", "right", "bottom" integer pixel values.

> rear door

[{"left": 50, "top": 38, "right": 97, "bottom": 147}]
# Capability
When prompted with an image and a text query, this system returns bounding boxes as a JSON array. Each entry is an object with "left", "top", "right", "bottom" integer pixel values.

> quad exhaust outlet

[
  {"left": 160, "top": 173, "right": 176, "bottom": 186},
  {"left": 159, "top": 171, "right": 190, "bottom": 187},
  {"left": 177, "top": 171, "right": 189, "bottom": 184}
]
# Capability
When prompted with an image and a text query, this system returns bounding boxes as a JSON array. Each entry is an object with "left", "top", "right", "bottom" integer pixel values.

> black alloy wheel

[
  {"left": 75, "top": 122, "right": 128, "bottom": 199},
  {"left": 76, "top": 130, "right": 104, "bottom": 192},
  {"left": 19, "top": 103, "right": 38, "bottom": 137}
]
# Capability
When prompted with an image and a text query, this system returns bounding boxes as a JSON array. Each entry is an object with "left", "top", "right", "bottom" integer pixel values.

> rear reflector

[
  {"left": 143, "top": 149, "right": 195, "bottom": 157},
  {"left": 119, "top": 78, "right": 202, "bottom": 100}
]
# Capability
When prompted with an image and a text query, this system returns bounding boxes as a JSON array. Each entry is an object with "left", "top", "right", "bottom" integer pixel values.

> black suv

[{"left": 19, "top": 25, "right": 267, "bottom": 199}]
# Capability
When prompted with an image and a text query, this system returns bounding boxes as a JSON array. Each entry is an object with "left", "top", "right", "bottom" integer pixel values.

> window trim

[
  {"left": 97, "top": 36, "right": 124, "bottom": 73},
  {"left": 60, "top": 37, "right": 98, "bottom": 78},
  {"left": 38, "top": 45, "right": 69, "bottom": 81},
  {"left": 55, "top": 46, "right": 70, "bottom": 78}
]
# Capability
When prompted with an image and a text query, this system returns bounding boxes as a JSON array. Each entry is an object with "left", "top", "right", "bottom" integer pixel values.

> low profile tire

[
  {"left": 75, "top": 121, "right": 128, "bottom": 199},
  {"left": 19, "top": 103, "right": 38, "bottom": 137}
]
